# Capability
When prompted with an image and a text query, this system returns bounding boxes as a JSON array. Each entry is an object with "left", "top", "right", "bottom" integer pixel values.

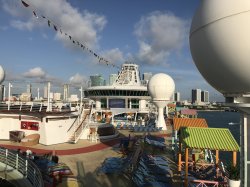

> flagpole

[{"left": 8, "top": 82, "right": 12, "bottom": 111}]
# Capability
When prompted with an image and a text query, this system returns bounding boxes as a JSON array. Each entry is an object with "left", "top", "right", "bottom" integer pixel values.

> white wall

[
  {"left": 0, "top": 115, "right": 41, "bottom": 139},
  {"left": 0, "top": 114, "right": 77, "bottom": 145},
  {"left": 40, "top": 117, "right": 76, "bottom": 145}
]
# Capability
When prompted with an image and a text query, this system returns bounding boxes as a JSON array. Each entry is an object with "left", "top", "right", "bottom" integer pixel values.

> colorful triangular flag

[
  {"left": 21, "top": 0, "right": 29, "bottom": 7},
  {"left": 33, "top": 11, "right": 38, "bottom": 18}
]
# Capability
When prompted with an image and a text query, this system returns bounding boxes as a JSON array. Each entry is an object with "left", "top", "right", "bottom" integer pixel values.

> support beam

[
  {"left": 215, "top": 150, "right": 219, "bottom": 167},
  {"left": 178, "top": 153, "right": 182, "bottom": 172},
  {"left": 233, "top": 151, "right": 237, "bottom": 167},
  {"left": 178, "top": 141, "right": 182, "bottom": 171},
  {"left": 185, "top": 148, "right": 189, "bottom": 187}
]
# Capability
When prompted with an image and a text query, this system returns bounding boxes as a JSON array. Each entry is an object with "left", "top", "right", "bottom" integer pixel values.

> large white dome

[
  {"left": 0, "top": 66, "right": 5, "bottom": 84},
  {"left": 190, "top": 0, "right": 250, "bottom": 94},
  {"left": 147, "top": 73, "right": 175, "bottom": 100}
]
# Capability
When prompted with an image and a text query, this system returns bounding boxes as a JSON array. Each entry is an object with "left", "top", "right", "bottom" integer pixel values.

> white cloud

[
  {"left": 69, "top": 73, "right": 87, "bottom": 86},
  {"left": 10, "top": 20, "right": 35, "bottom": 31},
  {"left": 23, "top": 67, "right": 46, "bottom": 78},
  {"left": 101, "top": 48, "right": 125, "bottom": 64},
  {"left": 2, "top": 0, "right": 30, "bottom": 18},
  {"left": 134, "top": 11, "right": 188, "bottom": 65},
  {"left": 3, "top": 0, "right": 107, "bottom": 49}
]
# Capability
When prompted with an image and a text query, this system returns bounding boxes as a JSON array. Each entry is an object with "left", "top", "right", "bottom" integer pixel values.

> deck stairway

[{"left": 67, "top": 107, "right": 91, "bottom": 143}]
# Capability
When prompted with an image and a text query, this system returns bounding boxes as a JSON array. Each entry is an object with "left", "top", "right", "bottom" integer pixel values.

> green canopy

[{"left": 180, "top": 127, "right": 239, "bottom": 152}]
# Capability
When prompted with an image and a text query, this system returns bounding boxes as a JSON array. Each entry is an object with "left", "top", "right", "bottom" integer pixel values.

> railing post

[
  {"left": 39, "top": 103, "right": 42, "bottom": 112},
  {"left": 4, "top": 149, "right": 8, "bottom": 180},
  {"left": 20, "top": 103, "right": 22, "bottom": 111},
  {"left": 16, "top": 153, "right": 19, "bottom": 169},
  {"left": 74, "top": 132, "right": 76, "bottom": 143},
  {"left": 30, "top": 103, "right": 33, "bottom": 112},
  {"left": 5, "top": 149, "right": 8, "bottom": 161},
  {"left": 5, "top": 148, "right": 8, "bottom": 163},
  {"left": 25, "top": 159, "right": 28, "bottom": 178},
  {"left": 33, "top": 169, "right": 36, "bottom": 186}
]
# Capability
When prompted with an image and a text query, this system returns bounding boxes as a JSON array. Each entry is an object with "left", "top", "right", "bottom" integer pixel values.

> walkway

[
  {"left": 0, "top": 139, "right": 120, "bottom": 156},
  {"left": 0, "top": 133, "right": 171, "bottom": 156}
]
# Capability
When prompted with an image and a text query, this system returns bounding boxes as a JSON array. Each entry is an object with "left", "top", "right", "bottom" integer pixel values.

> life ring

[{"left": 22, "top": 123, "right": 26, "bottom": 128}]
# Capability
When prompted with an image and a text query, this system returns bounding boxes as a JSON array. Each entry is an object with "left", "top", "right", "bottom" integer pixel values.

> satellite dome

[
  {"left": 190, "top": 0, "right": 250, "bottom": 94},
  {"left": 148, "top": 73, "right": 175, "bottom": 100},
  {"left": 0, "top": 66, "right": 5, "bottom": 84}
]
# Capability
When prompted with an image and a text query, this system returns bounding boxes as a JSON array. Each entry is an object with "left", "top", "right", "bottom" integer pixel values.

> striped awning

[
  {"left": 180, "top": 127, "right": 240, "bottom": 152},
  {"left": 167, "top": 103, "right": 176, "bottom": 108},
  {"left": 180, "top": 109, "right": 197, "bottom": 116},
  {"left": 173, "top": 118, "right": 208, "bottom": 130}
]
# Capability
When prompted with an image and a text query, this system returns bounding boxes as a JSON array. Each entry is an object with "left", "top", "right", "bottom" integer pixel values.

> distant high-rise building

[
  {"left": 63, "top": 84, "right": 69, "bottom": 101},
  {"left": 20, "top": 93, "right": 31, "bottom": 102},
  {"left": 53, "top": 93, "right": 61, "bottom": 101},
  {"left": 201, "top": 90, "right": 209, "bottom": 103},
  {"left": 0, "top": 85, "right": 4, "bottom": 101},
  {"left": 109, "top": 74, "right": 118, "bottom": 85},
  {"left": 174, "top": 92, "right": 180, "bottom": 102},
  {"left": 192, "top": 89, "right": 201, "bottom": 104},
  {"left": 44, "top": 86, "right": 48, "bottom": 98},
  {"left": 27, "top": 84, "right": 31, "bottom": 93},
  {"left": 90, "top": 74, "right": 105, "bottom": 86},
  {"left": 143, "top": 72, "right": 153, "bottom": 81},
  {"left": 141, "top": 72, "right": 152, "bottom": 85}
]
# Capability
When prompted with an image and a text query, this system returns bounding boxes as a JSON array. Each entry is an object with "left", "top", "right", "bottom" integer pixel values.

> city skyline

[
  {"left": 2, "top": 80, "right": 215, "bottom": 104},
  {"left": 0, "top": 0, "right": 224, "bottom": 101}
]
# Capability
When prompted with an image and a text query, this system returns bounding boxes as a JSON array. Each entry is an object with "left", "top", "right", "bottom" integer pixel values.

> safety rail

[
  {"left": 189, "top": 179, "right": 228, "bottom": 187},
  {"left": 0, "top": 148, "right": 44, "bottom": 187},
  {"left": 189, "top": 180, "right": 219, "bottom": 187},
  {"left": 0, "top": 103, "right": 46, "bottom": 112},
  {"left": 67, "top": 106, "right": 91, "bottom": 143},
  {"left": 0, "top": 102, "right": 79, "bottom": 112}
]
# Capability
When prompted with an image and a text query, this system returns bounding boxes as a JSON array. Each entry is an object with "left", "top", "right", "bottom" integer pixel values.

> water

[{"left": 197, "top": 111, "right": 241, "bottom": 163}]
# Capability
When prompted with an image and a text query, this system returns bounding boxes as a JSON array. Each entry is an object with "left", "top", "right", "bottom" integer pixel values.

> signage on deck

[{"left": 21, "top": 121, "right": 39, "bottom": 131}]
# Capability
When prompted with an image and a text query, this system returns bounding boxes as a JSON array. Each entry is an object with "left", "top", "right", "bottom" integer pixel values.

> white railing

[
  {"left": 0, "top": 147, "right": 44, "bottom": 187},
  {"left": 189, "top": 180, "right": 219, "bottom": 187},
  {"left": 67, "top": 115, "right": 80, "bottom": 136},
  {"left": 67, "top": 107, "right": 91, "bottom": 143}
]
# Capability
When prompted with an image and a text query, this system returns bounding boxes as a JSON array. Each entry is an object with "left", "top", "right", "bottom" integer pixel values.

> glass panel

[{"left": 109, "top": 99, "right": 125, "bottom": 108}]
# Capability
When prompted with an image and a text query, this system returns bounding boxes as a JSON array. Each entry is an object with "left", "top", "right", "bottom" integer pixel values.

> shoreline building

[
  {"left": 174, "top": 92, "right": 180, "bottom": 102},
  {"left": 27, "top": 84, "right": 32, "bottom": 94},
  {"left": 90, "top": 74, "right": 105, "bottom": 87},
  {"left": 142, "top": 72, "right": 153, "bottom": 85},
  {"left": 191, "top": 89, "right": 201, "bottom": 104},
  {"left": 44, "top": 86, "right": 48, "bottom": 99},
  {"left": 63, "top": 84, "right": 69, "bottom": 101},
  {"left": 109, "top": 74, "right": 118, "bottom": 86},
  {"left": 201, "top": 90, "right": 209, "bottom": 103},
  {"left": 0, "top": 85, "right": 4, "bottom": 101}
]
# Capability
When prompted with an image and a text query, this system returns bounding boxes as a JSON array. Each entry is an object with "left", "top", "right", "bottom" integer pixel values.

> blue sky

[{"left": 0, "top": 0, "right": 224, "bottom": 101}]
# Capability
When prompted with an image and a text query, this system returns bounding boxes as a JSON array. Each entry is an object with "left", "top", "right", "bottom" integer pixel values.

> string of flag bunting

[{"left": 20, "top": 0, "right": 119, "bottom": 68}]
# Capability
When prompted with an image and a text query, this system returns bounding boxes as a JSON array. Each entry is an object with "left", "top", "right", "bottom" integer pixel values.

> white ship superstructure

[
  {"left": 0, "top": 102, "right": 91, "bottom": 145},
  {"left": 0, "top": 63, "right": 154, "bottom": 146},
  {"left": 84, "top": 63, "right": 151, "bottom": 114}
]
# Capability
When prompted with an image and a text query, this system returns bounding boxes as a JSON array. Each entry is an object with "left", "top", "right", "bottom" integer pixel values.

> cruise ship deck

[{"left": 0, "top": 127, "right": 180, "bottom": 187}]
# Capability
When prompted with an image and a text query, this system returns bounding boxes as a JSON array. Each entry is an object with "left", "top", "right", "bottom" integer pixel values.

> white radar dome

[
  {"left": 148, "top": 73, "right": 175, "bottom": 100},
  {"left": 0, "top": 66, "right": 5, "bottom": 84},
  {"left": 190, "top": 0, "right": 250, "bottom": 94}
]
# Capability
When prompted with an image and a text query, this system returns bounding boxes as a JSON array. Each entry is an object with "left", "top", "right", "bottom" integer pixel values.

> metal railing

[
  {"left": 67, "top": 107, "right": 91, "bottom": 143},
  {"left": 0, "top": 148, "right": 44, "bottom": 187}
]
